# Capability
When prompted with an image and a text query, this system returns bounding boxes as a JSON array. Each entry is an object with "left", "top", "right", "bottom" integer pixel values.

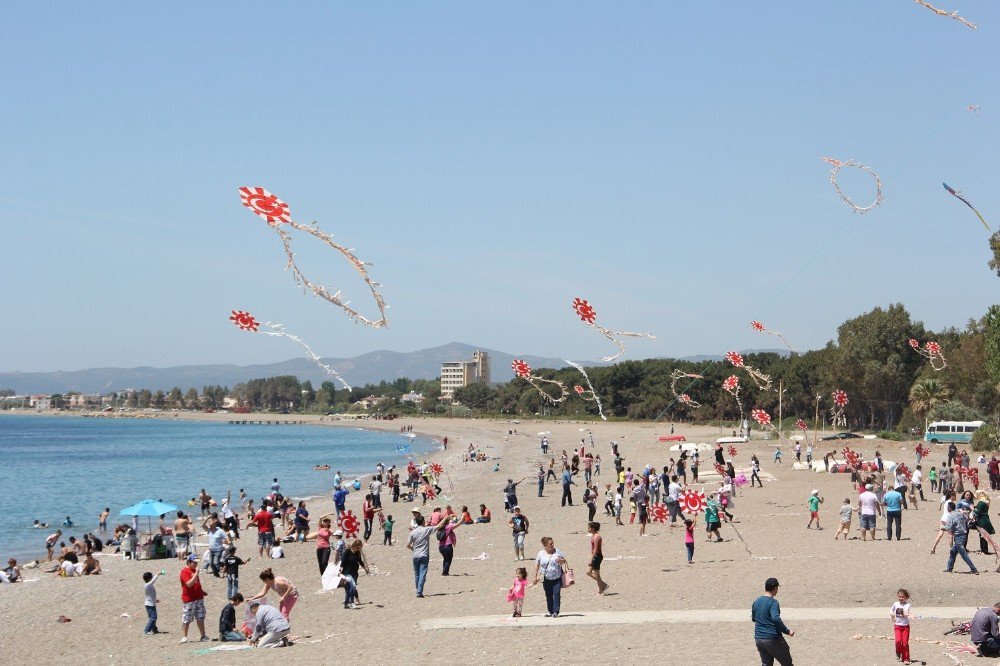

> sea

[{"left": 0, "top": 414, "right": 435, "bottom": 560}]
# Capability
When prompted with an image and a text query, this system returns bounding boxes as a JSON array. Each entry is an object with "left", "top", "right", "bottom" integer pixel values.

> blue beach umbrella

[{"left": 119, "top": 499, "right": 179, "bottom": 537}]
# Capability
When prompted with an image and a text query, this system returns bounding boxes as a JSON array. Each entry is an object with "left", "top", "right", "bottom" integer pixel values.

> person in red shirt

[
  {"left": 179, "top": 553, "right": 208, "bottom": 643},
  {"left": 253, "top": 506, "right": 275, "bottom": 559}
]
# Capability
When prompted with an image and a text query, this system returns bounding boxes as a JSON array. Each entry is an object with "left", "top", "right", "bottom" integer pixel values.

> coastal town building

[
  {"left": 353, "top": 395, "right": 389, "bottom": 410},
  {"left": 440, "top": 350, "right": 490, "bottom": 400},
  {"left": 400, "top": 391, "right": 424, "bottom": 404}
]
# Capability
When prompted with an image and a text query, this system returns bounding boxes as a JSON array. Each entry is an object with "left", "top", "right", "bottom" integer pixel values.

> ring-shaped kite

[
  {"left": 821, "top": 157, "right": 884, "bottom": 214},
  {"left": 238, "top": 186, "right": 389, "bottom": 329}
]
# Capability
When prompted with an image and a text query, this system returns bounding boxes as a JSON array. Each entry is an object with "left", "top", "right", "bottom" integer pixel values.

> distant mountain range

[{"left": 0, "top": 343, "right": 792, "bottom": 395}]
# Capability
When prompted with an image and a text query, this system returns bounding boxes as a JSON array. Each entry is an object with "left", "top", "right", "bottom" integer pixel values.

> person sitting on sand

[
  {"left": 3, "top": 558, "right": 23, "bottom": 583},
  {"left": 82, "top": 553, "right": 101, "bottom": 575},
  {"left": 476, "top": 504, "right": 492, "bottom": 523}
]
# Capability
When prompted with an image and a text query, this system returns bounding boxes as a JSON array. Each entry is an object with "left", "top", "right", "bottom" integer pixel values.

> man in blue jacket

[{"left": 751, "top": 577, "right": 795, "bottom": 665}]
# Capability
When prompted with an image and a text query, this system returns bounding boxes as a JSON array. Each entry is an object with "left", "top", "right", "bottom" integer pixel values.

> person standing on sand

[
  {"left": 45, "top": 529, "right": 61, "bottom": 561},
  {"left": 407, "top": 515, "right": 437, "bottom": 598},
  {"left": 249, "top": 568, "right": 299, "bottom": 620},
  {"left": 586, "top": 522, "right": 608, "bottom": 595},
  {"left": 806, "top": 490, "right": 824, "bottom": 530},
  {"left": 537, "top": 465, "right": 545, "bottom": 497},
  {"left": 751, "top": 577, "right": 795, "bottom": 666},
  {"left": 858, "top": 484, "right": 881, "bottom": 542},
  {"left": 509, "top": 507, "right": 529, "bottom": 561},
  {"left": 883, "top": 484, "right": 904, "bottom": 541},
  {"left": 179, "top": 553, "right": 208, "bottom": 643},
  {"left": 561, "top": 467, "right": 575, "bottom": 507}
]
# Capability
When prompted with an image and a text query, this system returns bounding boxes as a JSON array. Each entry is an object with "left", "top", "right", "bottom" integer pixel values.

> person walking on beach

[
  {"left": 586, "top": 522, "right": 608, "bottom": 595},
  {"left": 509, "top": 507, "right": 529, "bottom": 561},
  {"left": 752, "top": 577, "right": 794, "bottom": 666},
  {"left": 889, "top": 588, "right": 913, "bottom": 664},
  {"left": 858, "top": 484, "right": 881, "bottom": 542},
  {"left": 437, "top": 515, "right": 463, "bottom": 575},
  {"left": 806, "top": 490, "right": 824, "bottom": 530},
  {"left": 750, "top": 455, "right": 763, "bottom": 488},
  {"left": 945, "top": 502, "right": 979, "bottom": 574},
  {"left": 883, "top": 484, "right": 904, "bottom": 541},
  {"left": 142, "top": 570, "right": 161, "bottom": 635},
  {"left": 407, "top": 515, "right": 437, "bottom": 598},
  {"left": 834, "top": 498, "right": 853, "bottom": 540},
  {"left": 252, "top": 504, "right": 274, "bottom": 559},
  {"left": 684, "top": 516, "right": 697, "bottom": 564},
  {"left": 537, "top": 465, "right": 545, "bottom": 497},
  {"left": 533, "top": 537, "right": 568, "bottom": 618},
  {"left": 773, "top": 448, "right": 782, "bottom": 464},
  {"left": 507, "top": 567, "right": 528, "bottom": 617},
  {"left": 179, "top": 554, "right": 208, "bottom": 643}
]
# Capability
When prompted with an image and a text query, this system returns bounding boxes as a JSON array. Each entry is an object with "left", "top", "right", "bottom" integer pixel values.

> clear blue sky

[{"left": 1, "top": 2, "right": 997, "bottom": 372}]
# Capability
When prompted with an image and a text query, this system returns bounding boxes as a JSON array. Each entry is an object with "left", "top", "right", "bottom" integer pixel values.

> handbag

[{"left": 561, "top": 567, "right": 575, "bottom": 588}]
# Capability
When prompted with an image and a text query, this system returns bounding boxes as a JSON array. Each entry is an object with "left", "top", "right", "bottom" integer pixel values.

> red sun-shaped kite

[
  {"left": 229, "top": 309, "right": 260, "bottom": 332},
  {"left": 750, "top": 321, "right": 766, "bottom": 332},
  {"left": 722, "top": 375, "right": 740, "bottom": 393},
  {"left": 842, "top": 448, "right": 861, "bottom": 469},
  {"left": 725, "top": 351, "right": 744, "bottom": 368},
  {"left": 338, "top": 510, "right": 360, "bottom": 539},
  {"left": 908, "top": 338, "right": 920, "bottom": 349},
  {"left": 727, "top": 445, "right": 738, "bottom": 457},
  {"left": 795, "top": 419, "right": 808, "bottom": 431},
  {"left": 895, "top": 463, "right": 912, "bottom": 481},
  {"left": 833, "top": 389, "right": 849, "bottom": 408},
  {"left": 680, "top": 489, "right": 707, "bottom": 514},
  {"left": 925, "top": 341, "right": 942, "bottom": 355},
  {"left": 238, "top": 186, "right": 291, "bottom": 227},
  {"left": 714, "top": 462, "right": 726, "bottom": 476},
  {"left": 512, "top": 359, "right": 531, "bottom": 379},
  {"left": 650, "top": 503, "right": 667, "bottom": 523},
  {"left": 751, "top": 409, "right": 771, "bottom": 426},
  {"left": 572, "top": 297, "right": 597, "bottom": 324},
  {"left": 574, "top": 385, "right": 585, "bottom": 395},
  {"left": 429, "top": 462, "right": 444, "bottom": 477},
  {"left": 679, "top": 394, "right": 693, "bottom": 404}
]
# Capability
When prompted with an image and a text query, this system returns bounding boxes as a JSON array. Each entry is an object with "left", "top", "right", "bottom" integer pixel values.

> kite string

[{"left": 565, "top": 359, "right": 608, "bottom": 421}]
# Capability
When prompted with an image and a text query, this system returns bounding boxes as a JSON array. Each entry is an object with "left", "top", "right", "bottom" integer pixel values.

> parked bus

[{"left": 924, "top": 421, "right": 984, "bottom": 444}]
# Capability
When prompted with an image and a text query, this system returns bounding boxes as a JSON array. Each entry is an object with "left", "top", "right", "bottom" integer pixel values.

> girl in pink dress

[{"left": 506, "top": 567, "right": 528, "bottom": 617}]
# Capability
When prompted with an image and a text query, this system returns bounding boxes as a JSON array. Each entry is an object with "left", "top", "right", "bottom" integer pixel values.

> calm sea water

[{"left": 0, "top": 414, "right": 434, "bottom": 559}]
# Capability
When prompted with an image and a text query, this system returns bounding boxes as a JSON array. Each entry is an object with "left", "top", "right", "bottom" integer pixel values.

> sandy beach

[{"left": 1, "top": 414, "right": 996, "bottom": 665}]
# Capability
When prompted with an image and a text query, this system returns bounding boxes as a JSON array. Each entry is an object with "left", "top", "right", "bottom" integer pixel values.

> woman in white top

[{"left": 533, "top": 537, "right": 567, "bottom": 618}]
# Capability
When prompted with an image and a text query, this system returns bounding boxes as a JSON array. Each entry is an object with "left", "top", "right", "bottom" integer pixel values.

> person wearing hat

[
  {"left": 179, "top": 553, "right": 208, "bottom": 643},
  {"left": 409, "top": 507, "right": 422, "bottom": 530},
  {"left": 248, "top": 599, "right": 290, "bottom": 648},
  {"left": 509, "top": 506, "right": 529, "bottom": 561},
  {"left": 751, "top": 577, "right": 794, "bottom": 665},
  {"left": 806, "top": 490, "right": 824, "bottom": 530}
]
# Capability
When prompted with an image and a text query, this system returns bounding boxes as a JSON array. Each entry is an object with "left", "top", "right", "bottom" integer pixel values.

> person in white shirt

[
  {"left": 912, "top": 466, "right": 925, "bottom": 501},
  {"left": 857, "top": 484, "right": 882, "bottom": 542}
]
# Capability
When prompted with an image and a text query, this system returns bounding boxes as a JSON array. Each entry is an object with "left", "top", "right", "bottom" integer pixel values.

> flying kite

[
  {"left": 512, "top": 359, "right": 568, "bottom": 404},
  {"left": 238, "top": 186, "right": 389, "bottom": 328},
  {"left": 750, "top": 321, "right": 795, "bottom": 353},
  {"left": 571, "top": 297, "right": 655, "bottom": 362},
  {"left": 670, "top": 370, "right": 704, "bottom": 409},
  {"left": 725, "top": 351, "right": 773, "bottom": 391},
  {"left": 722, "top": 374, "right": 744, "bottom": 421},
  {"left": 821, "top": 157, "right": 884, "bottom": 214},
  {"left": 229, "top": 309, "right": 352, "bottom": 390},
  {"left": 751, "top": 408, "right": 775, "bottom": 431},
  {"left": 727, "top": 445, "right": 738, "bottom": 458},
  {"left": 968, "top": 105, "right": 982, "bottom": 115},
  {"left": 942, "top": 183, "right": 990, "bottom": 232},
  {"left": 795, "top": 419, "right": 808, "bottom": 433},
  {"left": 911, "top": 0, "right": 977, "bottom": 29},
  {"left": 830, "top": 389, "right": 849, "bottom": 427},
  {"left": 908, "top": 338, "right": 947, "bottom": 371},
  {"left": 565, "top": 359, "right": 607, "bottom": 421}
]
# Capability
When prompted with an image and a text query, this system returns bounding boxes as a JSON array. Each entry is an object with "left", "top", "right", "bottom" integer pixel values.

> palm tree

[{"left": 909, "top": 378, "right": 950, "bottom": 427}]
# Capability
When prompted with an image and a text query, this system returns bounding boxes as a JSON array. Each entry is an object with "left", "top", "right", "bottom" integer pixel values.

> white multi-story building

[{"left": 440, "top": 350, "right": 490, "bottom": 400}]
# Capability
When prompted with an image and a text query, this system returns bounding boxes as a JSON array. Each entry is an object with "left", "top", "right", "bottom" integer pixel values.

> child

[
  {"left": 614, "top": 491, "right": 624, "bottom": 526},
  {"left": 220, "top": 593, "right": 245, "bottom": 641},
  {"left": 773, "top": 448, "right": 783, "bottom": 463},
  {"left": 628, "top": 498, "right": 637, "bottom": 525},
  {"left": 383, "top": 515, "right": 394, "bottom": 546},
  {"left": 222, "top": 545, "right": 249, "bottom": 599},
  {"left": 929, "top": 466, "right": 938, "bottom": 493},
  {"left": 834, "top": 498, "right": 853, "bottom": 540},
  {"left": 684, "top": 516, "right": 697, "bottom": 564},
  {"left": 142, "top": 570, "right": 162, "bottom": 635},
  {"left": 506, "top": 567, "right": 528, "bottom": 617},
  {"left": 806, "top": 490, "right": 824, "bottom": 530},
  {"left": 890, "top": 588, "right": 912, "bottom": 664}
]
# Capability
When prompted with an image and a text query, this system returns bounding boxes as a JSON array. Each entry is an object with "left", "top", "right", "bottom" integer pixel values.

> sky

[{"left": 1, "top": 2, "right": 997, "bottom": 373}]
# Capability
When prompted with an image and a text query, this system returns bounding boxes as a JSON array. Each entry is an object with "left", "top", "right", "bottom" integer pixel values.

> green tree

[
  {"left": 985, "top": 305, "right": 1000, "bottom": 386},
  {"left": 908, "top": 378, "right": 950, "bottom": 425},
  {"left": 452, "top": 383, "right": 496, "bottom": 409},
  {"left": 168, "top": 387, "right": 183, "bottom": 408},
  {"left": 184, "top": 388, "right": 200, "bottom": 409},
  {"left": 928, "top": 399, "right": 983, "bottom": 423},
  {"left": 972, "top": 423, "right": 1000, "bottom": 452}
]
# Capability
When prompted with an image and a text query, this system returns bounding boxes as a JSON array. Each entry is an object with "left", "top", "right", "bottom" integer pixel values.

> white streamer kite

[
  {"left": 724, "top": 351, "right": 773, "bottom": 392},
  {"left": 911, "top": 0, "right": 977, "bottom": 29},
  {"left": 565, "top": 359, "right": 607, "bottom": 421},
  {"left": 238, "top": 187, "right": 389, "bottom": 329},
  {"left": 512, "top": 359, "right": 568, "bottom": 404},
  {"left": 229, "top": 309, "right": 352, "bottom": 390},
  {"left": 571, "top": 297, "right": 655, "bottom": 362},
  {"left": 820, "top": 157, "right": 884, "bottom": 214},
  {"left": 908, "top": 338, "right": 947, "bottom": 371},
  {"left": 670, "top": 370, "right": 703, "bottom": 409},
  {"left": 750, "top": 321, "right": 795, "bottom": 353}
]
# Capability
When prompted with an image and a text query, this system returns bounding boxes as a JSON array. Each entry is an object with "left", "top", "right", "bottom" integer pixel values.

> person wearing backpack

[
  {"left": 437, "top": 516, "right": 463, "bottom": 575},
  {"left": 509, "top": 507, "right": 530, "bottom": 561}
]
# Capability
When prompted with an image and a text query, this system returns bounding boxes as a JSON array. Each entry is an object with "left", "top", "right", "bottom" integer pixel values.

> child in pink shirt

[
  {"left": 684, "top": 516, "right": 697, "bottom": 564},
  {"left": 506, "top": 567, "right": 528, "bottom": 617}
]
